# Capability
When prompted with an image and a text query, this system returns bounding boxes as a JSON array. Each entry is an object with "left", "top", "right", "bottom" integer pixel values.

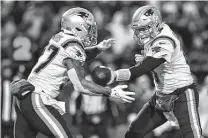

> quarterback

[
  {"left": 109, "top": 5, "right": 204, "bottom": 138},
  {"left": 10, "top": 7, "right": 135, "bottom": 138}
]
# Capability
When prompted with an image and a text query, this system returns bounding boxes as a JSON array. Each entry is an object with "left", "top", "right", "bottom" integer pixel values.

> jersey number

[
  {"left": 13, "top": 36, "right": 32, "bottom": 61},
  {"left": 34, "top": 45, "right": 59, "bottom": 73}
]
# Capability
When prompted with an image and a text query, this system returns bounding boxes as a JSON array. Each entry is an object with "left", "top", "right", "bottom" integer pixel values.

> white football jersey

[
  {"left": 28, "top": 32, "right": 86, "bottom": 98},
  {"left": 144, "top": 24, "right": 193, "bottom": 94}
]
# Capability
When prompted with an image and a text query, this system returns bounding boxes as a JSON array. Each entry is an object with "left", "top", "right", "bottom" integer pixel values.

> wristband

[{"left": 115, "top": 69, "right": 131, "bottom": 81}]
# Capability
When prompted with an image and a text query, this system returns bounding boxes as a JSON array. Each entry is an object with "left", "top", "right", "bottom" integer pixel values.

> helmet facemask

[
  {"left": 132, "top": 21, "right": 159, "bottom": 45},
  {"left": 82, "top": 24, "right": 97, "bottom": 47}
]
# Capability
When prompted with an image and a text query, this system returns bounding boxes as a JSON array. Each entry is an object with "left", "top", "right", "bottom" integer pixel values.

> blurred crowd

[{"left": 1, "top": 1, "right": 208, "bottom": 138}]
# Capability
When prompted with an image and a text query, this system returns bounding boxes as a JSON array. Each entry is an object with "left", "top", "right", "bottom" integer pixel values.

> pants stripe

[
  {"left": 14, "top": 117, "right": 17, "bottom": 138},
  {"left": 185, "top": 89, "right": 201, "bottom": 138},
  {"left": 31, "top": 93, "right": 68, "bottom": 138}
]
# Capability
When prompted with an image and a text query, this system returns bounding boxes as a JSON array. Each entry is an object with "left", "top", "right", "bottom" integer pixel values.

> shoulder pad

[
  {"left": 62, "top": 39, "right": 84, "bottom": 50},
  {"left": 151, "top": 36, "right": 176, "bottom": 48},
  {"left": 51, "top": 33, "right": 64, "bottom": 43},
  {"left": 50, "top": 32, "right": 84, "bottom": 49},
  {"left": 64, "top": 44, "right": 86, "bottom": 64}
]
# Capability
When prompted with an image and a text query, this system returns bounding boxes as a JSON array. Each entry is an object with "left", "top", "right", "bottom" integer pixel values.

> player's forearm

[
  {"left": 81, "top": 79, "right": 111, "bottom": 96},
  {"left": 85, "top": 46, "right": 102, "bottom": 62},
  {"left": 67, "top": 68, "right": 86, "bottom": 92},
  {"left": 114, "top": 57, "right": 165, "bottom": 81},
  {"left": 67, "top": 69, "right": 105, "bottom": 96},
  {"left": 129, "top": 56, "right": 165, "bottom": 79},
  {"left": 81, "top": 91, "right": 103, "bottom": 96}
]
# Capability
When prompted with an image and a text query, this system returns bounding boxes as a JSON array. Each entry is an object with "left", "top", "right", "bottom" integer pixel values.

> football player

[
  {"left": 109, "top": 5, "right": 204, "bottom": 138},
  {"left": 11, "top": 7, "right": 135, "bottom": 138}
]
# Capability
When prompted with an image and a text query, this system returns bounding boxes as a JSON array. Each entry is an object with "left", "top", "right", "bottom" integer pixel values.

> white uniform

[
  {"left": 144, "top": 24, "right": 193, "bottom": 94},
  {"left": 28, "top": 32, "right": 86, "bottom": 98}
]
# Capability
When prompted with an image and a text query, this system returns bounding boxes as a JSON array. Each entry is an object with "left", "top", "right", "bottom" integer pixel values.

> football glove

[
  {"left": 10, "top": 79, "right": 34, "bottom": 100},
  {"left": 96, "top": 38, "right": 116, "bottom": 51},
  {"left": 110, "top": 85, "right": 135, "bottom": 103}
]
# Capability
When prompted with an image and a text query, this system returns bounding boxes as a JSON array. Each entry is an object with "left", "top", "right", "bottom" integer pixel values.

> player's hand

[
  {"left": 135, "top": 54, "right": 145, "bottom": 63},
  {"left": 97, "top": 38, "right": 116, "bottom": 51},
  {"left": 110, "top": 85, "right": 135, "bottom": 103}
]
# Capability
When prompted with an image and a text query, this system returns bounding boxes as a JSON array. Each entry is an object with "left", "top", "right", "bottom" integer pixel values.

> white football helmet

[
  {"left": 61, "top": 7, "right": 97, "bottom": 47},
  {"left": 131, "top": 5, "right": 163, "bottom": 45}
]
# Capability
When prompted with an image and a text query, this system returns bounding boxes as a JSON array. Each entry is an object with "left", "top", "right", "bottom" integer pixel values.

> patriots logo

[
  {"left": 77, "top": 12, "right": 89, "bottom": 19},
  {"left": 144, "top": 9, "right": 154, "bottom": 16},
  {"left": 76, "top": 50, "right": 82, "bottom": 57},
  {"left": 52, "top": 34, "right": 63, "bottom": 42},
  {"left": 152, "top": 47, "right": 161, "bottom": 53},
  {"left": 75, "top": 50, "right": 85, "bottom": 63}
]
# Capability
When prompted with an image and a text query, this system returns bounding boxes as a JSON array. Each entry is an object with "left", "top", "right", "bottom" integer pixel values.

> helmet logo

[
  {"left": 77, "top": 12, "right": 90, "bottom": 20},
  {"left": 144, "top": 9, "right": 154, "bottom": 17}
]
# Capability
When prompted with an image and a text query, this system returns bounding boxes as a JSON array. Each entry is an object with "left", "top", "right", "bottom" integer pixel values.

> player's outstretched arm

[
  {"left": 81, "top": 79, "right": 135, "bottom": 103},
  {"left": 63, "top": 58, "right": 135, "bottom": 103},
  {"left": 109, "top": 56, "right": 165, "bottom": 83},
  {"left": 85, "top": 38, "right": 116, "bottom": 62}
]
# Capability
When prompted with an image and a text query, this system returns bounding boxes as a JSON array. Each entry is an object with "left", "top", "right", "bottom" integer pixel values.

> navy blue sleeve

[
  {"left": 85, "top": 47, "right": 102, "bottom": 63},
  {"left": 129, "top": 56, "right": 165, "bottom": 80}
]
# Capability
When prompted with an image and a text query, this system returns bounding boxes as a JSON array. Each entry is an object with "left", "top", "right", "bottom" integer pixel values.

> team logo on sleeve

[
  {"left": 52, "top": 34, "right": 63, "bottom": 42},
  {"left": 76, "top": 50, "right": 82, "bottom": 58},
  {"left": 152, "top": 47, "right": 161, "bottom": 54},
  {"left": 73, "top": 46, "right": 86, "bottom": 63}
]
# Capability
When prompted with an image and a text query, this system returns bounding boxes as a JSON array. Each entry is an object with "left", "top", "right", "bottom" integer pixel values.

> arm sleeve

[
  {"left": 146, "top": 37, "right": 175, "bottom": 62},
  {"left": 129, "top": 56, "right": 165, "bottom": 80},
  {"left": 114, "top": 56, "right": 165, "bottom": 82},
  {"left": 85, "top": 47, "right": 102, "bottom": 63}
]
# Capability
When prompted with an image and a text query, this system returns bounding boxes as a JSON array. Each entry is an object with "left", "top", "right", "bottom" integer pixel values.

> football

[{"left": 91, "top": 66, "right": 112, "bottom": 86}]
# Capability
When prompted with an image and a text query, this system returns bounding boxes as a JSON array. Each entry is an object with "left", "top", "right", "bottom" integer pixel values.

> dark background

[{"left": 1, "top": 1, "right": 208, "bottom": 138}]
